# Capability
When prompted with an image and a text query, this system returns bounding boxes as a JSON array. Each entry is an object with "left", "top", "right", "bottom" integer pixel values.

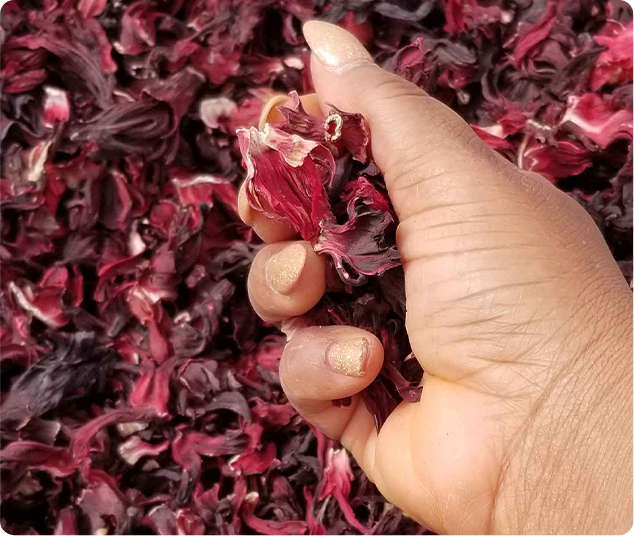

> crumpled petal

[
  {"left": 237, "top": 124, "right": 335, "bottom": 240},
  {"left": 591, "top": 22, "right": 633, "bottom": 91}
]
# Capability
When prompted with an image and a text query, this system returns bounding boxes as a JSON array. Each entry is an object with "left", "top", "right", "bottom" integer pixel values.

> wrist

[{"left": 497, "top": 300, "right": 633, "bottom": 534}]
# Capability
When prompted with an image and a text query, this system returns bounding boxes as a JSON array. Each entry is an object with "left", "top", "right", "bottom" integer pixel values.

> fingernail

[
  {"left": 258, "top": 94, "right": 289, "bottom": 130},
  {"left": 326, "top": 338, "right": 369, "bottom": 377},
  {"left": 303, "top": 21, "right": 373, "bottom": 73},
  {"left": 265, "top": 243, "right": 307, "bottom": 295}
]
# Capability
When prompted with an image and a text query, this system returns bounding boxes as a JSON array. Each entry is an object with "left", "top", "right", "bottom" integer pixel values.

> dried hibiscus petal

[{"left": 237, "top": 123, "right": 335, "bottom": 240}]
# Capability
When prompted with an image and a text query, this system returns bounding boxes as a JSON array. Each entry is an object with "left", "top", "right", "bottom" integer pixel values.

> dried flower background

[{"left": 0, "top": 0, "right": 631, "bottom": 534}]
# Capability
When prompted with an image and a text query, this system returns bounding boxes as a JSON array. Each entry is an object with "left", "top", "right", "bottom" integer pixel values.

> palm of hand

[{"left": 368, "top": 175, "right": 630, "bottom": 533}]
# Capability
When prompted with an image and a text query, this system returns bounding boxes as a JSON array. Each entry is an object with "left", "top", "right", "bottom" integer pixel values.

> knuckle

[
  {"left": 436, "top": 111, "right": 476, "bottom": 146},
  {"left": 518, "top": 171, "right": 591, "bottom": 228},
  {"left": 516, "top": 171, "right": 551, "bottom": 201},
  {"left": 362, "top": 71, "right": 424, "bottom": 106}
]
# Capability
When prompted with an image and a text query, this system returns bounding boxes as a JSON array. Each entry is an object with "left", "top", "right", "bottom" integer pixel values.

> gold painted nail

[
  {"left": 303, "top": 21, "right": 374, "bottom": 73},
  {"left": 265, "top": 243, "right": 307, "bottom": 295},
  {"left": 326, "top": 338, "right": 369, "bottom": 377}
]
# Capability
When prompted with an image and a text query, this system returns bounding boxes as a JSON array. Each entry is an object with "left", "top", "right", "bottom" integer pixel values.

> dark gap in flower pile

[{"left": 0, "top": 0, "right": 632, "bottom": 534}]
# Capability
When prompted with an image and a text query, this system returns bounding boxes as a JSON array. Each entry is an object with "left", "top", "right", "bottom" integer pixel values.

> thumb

[
  {"left": 303, "top": 21, "right": 524, "bottom": 226},
  {"left": 302, "top": 21, "right": 630, "bottom": 391}
]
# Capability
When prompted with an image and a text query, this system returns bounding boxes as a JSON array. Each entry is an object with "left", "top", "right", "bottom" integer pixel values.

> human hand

[{"left": 240, "top": 21, "right": 633, "bottom": 535}]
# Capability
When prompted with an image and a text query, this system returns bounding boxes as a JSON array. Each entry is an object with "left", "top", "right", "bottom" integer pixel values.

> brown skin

[{"left": 243, "top": 22, "right": 633, "bottom": 535}]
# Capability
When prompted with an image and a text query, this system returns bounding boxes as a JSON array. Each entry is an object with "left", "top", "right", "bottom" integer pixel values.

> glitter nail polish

[
  {"left": 265, "top": 243, "right": 307, "bottom": 295},
  {"left": 326, "top": 338, "right": 369, "bottom": 377}
]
